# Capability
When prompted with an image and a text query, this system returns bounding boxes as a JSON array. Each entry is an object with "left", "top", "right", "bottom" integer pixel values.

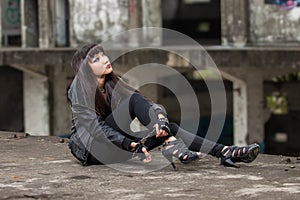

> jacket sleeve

[{"left": 72, "top": 104, "right": 133, "bottom": 151}]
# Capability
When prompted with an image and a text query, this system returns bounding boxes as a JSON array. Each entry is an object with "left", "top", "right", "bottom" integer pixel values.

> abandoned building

[{"left": 0, "top": 0, "right": 299, "bottom": 156}]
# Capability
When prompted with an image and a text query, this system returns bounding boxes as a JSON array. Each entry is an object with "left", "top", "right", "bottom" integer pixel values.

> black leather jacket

[{"left": 67, "top": 78, "right": 165, "bottom": 165}]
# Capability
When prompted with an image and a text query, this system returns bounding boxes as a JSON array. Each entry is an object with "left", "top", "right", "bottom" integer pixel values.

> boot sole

[{"left": 181, "top": 154, "right": 199, "bottom": 164}]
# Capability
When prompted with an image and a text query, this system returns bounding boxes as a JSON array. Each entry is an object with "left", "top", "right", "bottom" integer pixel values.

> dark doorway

[
  {"left": 264, "top": 81, "right": 300, "bottom": 156},
  {"left": 0, "top": 66, "right": 24, "bottom": 132},
  {"left": 158, "top": 71, "right": 233, "bottom": 145},
  {"left": 162, "top": 0, "right": 221, "bottom": 45}
]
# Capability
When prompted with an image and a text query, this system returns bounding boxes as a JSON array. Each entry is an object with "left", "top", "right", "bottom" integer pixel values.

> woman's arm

[
  {"left": 72, "top": 104, "right": 152, "bottom": 163},
  {"left": 72, "top": 104, "right": 132, "bottom": 150}
]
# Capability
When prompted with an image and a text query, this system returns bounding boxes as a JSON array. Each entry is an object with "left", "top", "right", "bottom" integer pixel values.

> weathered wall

[
  {"left": 142, "top": 0, "right": 162, "bottom": 46},
  {"left": 21, "top": 0, "right": 39, "bottom": 47},
  {"left": 221, "top": 0, "right": 249, "bottom": 46},
  {"left": 143, "top": 0, "right": 161, "bottom": 27},
  {"left": 38, "top": 0, "right": 55, "bottom": 48},
  {"left": 249, "top": 0, "right": 300, "bottom": 44},
  {"left": 69, "top": 0, "right": 128, "bottom": 46},
  {"left": 68, "top": 0, "right": 162, "bottom": 47}
]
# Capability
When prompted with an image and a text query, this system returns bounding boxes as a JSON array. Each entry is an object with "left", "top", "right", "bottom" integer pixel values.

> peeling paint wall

[
  {"left": 250, "top": 0, "right": 300, "bottom": 44},
  {"left": 69, "top": 0, "right": 128, "bottom": 46},
  {"left": 142, "top": 0, "right": 161, "bottom": 27},
  {"left": 221, "top": 0, "right": 249, "bottom": 46},
  {"left": 68, "top": 0, "right": 162, "bottom": 47}
]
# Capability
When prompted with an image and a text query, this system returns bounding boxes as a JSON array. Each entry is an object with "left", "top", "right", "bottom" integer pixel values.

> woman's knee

[
  {"left": 130, "top": 93, "right": 145, "bottom": 103},
  {"left": 129, "top": 93, "right": 148, "bottom": 112}
]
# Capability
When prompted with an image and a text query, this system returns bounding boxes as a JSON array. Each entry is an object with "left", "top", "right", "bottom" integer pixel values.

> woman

[{"left": 68, "top": 43, "right": 260, "bottom": 169}]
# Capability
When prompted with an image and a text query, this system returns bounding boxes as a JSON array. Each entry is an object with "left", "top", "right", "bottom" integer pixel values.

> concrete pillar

[
  {"left": 127, "top": 0, "right": 162, "bottom": 46},
  {"left": 55, "top": 0, "right": 68, "bottom": 46},
  {"left": 23, "top": 72, "right": 50, "bottom": 136},
  {"left": 142, "top": 0, "right": 162, "bottom": 46},
  {"left": 21, "top": 0, "right": 38, "bottom": 47},
  {"left": 142, "top": 0, "right": 161, "bottom": 28},
  {"left": 38, "top": 0, "right": 55, "bottom": 48},
  {"left": 128, "top": 0, "right": 142, "bottom": 29},
  {"left": 128, "top": 0, "right": 143, "bottom": 46},
  {"left": 233, "top": 81, "right": 248, "bottom": 145},
  {"left": 246, "top": 69, "right": 264, "bottom": 144},
  {"left": 221, "top": 68, "right": 264, "bottom": 145},
  {"left": 49, "top": 65, "right": 73, "bottom": 136},
  {"left": 222, "top": 71, "right": 248, "bottom": 146},
  {"left": 221, "top": 0, "right": 249, "bottom": 46},
  {"left": 68, "top": 0, "right": 76, "bottom": 47}
]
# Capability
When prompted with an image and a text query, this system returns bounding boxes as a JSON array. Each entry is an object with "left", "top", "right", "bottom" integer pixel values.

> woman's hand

[
  {"left": 130, "top": 142, "right": 152, "bottom": 163},
  {"left": 155, "top": 124, "right": 169, "bottom": 138},
  {"left": 141, "top": 147, "right": 152, "bottom": 163},
  {"left": 154, "top": 114, "right": 171, "bottom": 138}
]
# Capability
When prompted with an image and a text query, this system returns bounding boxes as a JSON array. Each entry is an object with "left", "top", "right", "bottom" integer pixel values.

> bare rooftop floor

[{"left": 0, "top": 131, "right": 299, "bottom": 200}]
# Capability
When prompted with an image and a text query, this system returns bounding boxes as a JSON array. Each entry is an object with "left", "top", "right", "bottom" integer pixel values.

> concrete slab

[
  {"left": 1, "top": 46, "right": 300, "bottom": 70},
  {"left": 0, "top": 131, "right": 299, "bottom": 200}
]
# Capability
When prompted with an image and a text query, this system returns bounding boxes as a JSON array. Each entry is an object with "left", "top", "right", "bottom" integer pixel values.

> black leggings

[{"left": 104, "top": 93, "right": 224, "bottom": 156}]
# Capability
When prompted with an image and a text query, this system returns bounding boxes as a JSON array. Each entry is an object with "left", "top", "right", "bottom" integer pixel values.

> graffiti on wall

[
  {"left": 265, "top": 0, "right": 300, "bottom": 10},
  {"left": 2, "top": 0, "right": 21, "bottom": 28}
]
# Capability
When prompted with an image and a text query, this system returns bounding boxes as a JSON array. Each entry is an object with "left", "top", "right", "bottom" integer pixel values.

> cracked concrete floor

[{"left": 0, "top": 132, "right": 299, "bottom": 200}]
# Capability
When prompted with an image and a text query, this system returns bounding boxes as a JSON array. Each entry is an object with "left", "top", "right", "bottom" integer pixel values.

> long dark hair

[
  {"left": 71, "top": 43, "right": 139, "bottom": 118},
  {"left": 95, "top": 72, "right": 139, "bottom": 118}
]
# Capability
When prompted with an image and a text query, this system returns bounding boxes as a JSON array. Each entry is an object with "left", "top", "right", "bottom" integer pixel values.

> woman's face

[{"left": 88, "top": 51, "right": 113, "bottom": 76}]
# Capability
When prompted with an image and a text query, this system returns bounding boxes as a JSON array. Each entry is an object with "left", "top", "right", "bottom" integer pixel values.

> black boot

[
  {"left": 220, "top": 143, "right": 260, "bottom": 168},
  {"left": 162, "top": 138, "right": 200, "bottom": 170}
]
